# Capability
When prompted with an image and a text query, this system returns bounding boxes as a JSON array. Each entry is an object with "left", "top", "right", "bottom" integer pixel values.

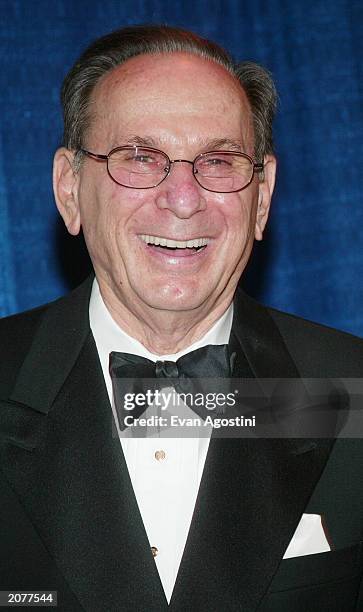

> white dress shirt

[{"left": 89, "top": 279, "right": 233, "bottom": 602}]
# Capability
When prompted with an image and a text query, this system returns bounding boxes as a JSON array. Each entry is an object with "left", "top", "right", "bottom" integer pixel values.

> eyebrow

[
  {"left": 122, "top": 135, "right": 245, "bottom": 153},
  {"left": 123, "top": 135, "right": 158, "bottom": 147},
  {"left": 200, "top": 138, "right": 244, "bottom": 152}
]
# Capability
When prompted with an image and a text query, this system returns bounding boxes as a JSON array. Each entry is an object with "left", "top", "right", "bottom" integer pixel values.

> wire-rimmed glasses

[{"left": 79, "top": 145, "right": 264, "bottom": 193}]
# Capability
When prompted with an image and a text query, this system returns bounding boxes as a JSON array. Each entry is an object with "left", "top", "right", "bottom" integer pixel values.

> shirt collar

[{"left": 89, "top": 278, "right": 233, "bottom": 395}]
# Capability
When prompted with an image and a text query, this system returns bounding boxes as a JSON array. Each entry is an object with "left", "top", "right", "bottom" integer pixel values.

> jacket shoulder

[
  {"left": 0, "top": 277, "right": 93, "bottom": 397},
  {"left": 267, "top": 305, "right": 363, "bottom": 377},
  {"left": 0, "top": 303, "right": 53, "bottom": 396}
]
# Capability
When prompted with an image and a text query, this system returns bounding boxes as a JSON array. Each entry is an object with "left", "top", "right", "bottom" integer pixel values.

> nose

[{"left": 155, "top": 160, "right": 207, "bottom": 218}]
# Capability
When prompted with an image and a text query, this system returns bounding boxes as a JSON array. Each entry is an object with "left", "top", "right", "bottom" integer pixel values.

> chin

[{"left": 135, "top": 282, "right": 208, "bottom": 313}]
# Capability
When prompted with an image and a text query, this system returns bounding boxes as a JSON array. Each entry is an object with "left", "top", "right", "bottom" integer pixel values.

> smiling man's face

[{"left": 54, "top": 52, "right": 275, "bottom": 319}]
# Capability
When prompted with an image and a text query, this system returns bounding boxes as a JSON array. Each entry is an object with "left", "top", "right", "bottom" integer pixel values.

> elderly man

[{"left": 0, "top": 25, "right": 362, "bottom": 612}]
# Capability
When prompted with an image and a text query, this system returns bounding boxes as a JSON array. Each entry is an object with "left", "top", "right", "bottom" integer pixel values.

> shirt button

[
  {"left": 154, "top": 450, "right": 166, "bottom": 461},
  {"left": 151, "top": 546, "right": 158, "bottom": 557}
]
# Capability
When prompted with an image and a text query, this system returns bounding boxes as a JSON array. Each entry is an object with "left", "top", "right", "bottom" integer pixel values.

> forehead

[{"left": 87, "top": 52, "right": 253, "bottom": 150}]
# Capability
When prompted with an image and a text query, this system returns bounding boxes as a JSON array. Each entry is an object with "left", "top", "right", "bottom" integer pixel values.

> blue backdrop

[{"left": 1, "top": 0, "right": 362, "bottom": 336}]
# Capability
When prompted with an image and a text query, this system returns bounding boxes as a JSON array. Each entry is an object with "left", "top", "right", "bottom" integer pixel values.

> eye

[
  {"left": 127, "top": 153, "right": 155, "bottom": 163},
  {"left": 196, "top": 153, "right": 235, "bottom": 176},
  {"left": 202, "top": 156, "right": 232, "bottom": 167},
  {"left": 119, "top": 150, "right": 167, "bottom": 174}
]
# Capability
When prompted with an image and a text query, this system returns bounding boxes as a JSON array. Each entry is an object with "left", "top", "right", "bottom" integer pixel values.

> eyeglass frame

[{"left": 78, "top": 145, "right": 264, "bottom": 194}]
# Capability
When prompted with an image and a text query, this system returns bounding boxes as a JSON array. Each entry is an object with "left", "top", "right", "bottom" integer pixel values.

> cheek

[
  {"left": 80, "top": 180, "right": 143, "bottom": 241},
  {"left": 218, "top": 194, "right": 257, "bottom": 239}
]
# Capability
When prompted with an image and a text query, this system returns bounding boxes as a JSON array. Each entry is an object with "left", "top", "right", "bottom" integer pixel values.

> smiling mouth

[{"left": 139, "top": 234, "right": 210, "bottom": 253}]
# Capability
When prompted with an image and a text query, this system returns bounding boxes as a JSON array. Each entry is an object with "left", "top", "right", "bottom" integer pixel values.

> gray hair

[{"left": 61, "top": 24, "right": 277, "bottom": 162}]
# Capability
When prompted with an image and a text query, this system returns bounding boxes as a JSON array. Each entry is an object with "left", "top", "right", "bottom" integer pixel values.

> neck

[{"left": 97, "top": 281, "right": 234, "bottom": 356}]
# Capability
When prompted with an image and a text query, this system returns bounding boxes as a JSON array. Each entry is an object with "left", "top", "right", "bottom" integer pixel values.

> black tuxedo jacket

[{"left": 0, "top": 277, "right": 362, "bottom": 611}]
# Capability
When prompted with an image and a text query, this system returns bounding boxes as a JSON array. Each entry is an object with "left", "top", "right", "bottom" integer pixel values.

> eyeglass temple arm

[
  {"left": 253, "top": 162, "right": 264, "bottom": 172},
  {"left": 79, "top": 148, "right": 108, "bottom": 160}
]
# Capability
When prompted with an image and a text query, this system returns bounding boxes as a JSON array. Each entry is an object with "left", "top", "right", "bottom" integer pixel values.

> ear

[
  {"left": 255, "top": 155, "right": 277, "bottom": 241},
  {"left": 53, "top": 148, "right": 81, "bottom": 236}
]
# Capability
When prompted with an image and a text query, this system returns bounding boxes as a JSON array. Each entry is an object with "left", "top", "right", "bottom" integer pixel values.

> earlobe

[
  {"left": 53, "top": 148, "right": 81, "bottom": 236},
  {"left": 255, "top": 194, "right": 268, "bottom": 241},
  {"left": 254, "top": 155, "right": 277, "bottom": 241}
]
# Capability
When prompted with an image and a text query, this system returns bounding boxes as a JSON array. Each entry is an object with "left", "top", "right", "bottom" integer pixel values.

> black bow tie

[{"left": 109, "top": 344, "right": 234, "bottom": 430}]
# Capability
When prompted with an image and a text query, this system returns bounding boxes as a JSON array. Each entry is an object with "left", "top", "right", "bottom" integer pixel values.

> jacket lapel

[
  {"left": 1, "top": 278, "right": 168, "bottom": 611},
  {"left": 170, "top": 289, "right": 335, "bottom": 612}
]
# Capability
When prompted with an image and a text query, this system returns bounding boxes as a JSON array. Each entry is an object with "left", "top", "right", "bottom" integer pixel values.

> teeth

[{"left": 140, "top": 235, "right": 209, "bottom": 248}]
